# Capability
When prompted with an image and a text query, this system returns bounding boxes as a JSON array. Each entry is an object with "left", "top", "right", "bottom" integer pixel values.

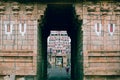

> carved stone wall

[
  {"left": 75, "top": 1, "right": 120, "bottom": 80},
  {"left": 0, "top": 1, "right": 47, "bottom": 79},
  {"left": 0, "top": 1, "right": 119, "bottom": 80}
]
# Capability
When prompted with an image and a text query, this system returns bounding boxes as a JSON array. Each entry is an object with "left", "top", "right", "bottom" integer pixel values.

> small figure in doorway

[{"left": 65, "top": 65, "right": 70, "bottom": 75}]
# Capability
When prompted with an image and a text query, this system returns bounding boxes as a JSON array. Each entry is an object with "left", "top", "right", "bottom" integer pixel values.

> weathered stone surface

[{"left": 0, "top": 1, "right": 119, "bottom": 80}]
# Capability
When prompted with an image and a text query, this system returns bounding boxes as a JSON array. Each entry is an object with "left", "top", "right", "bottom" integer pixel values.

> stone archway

[
  {"left": 37, "top": 4, "right": 83, "bottom": 80},
  {"left": 0, "top": 1, "right": 119, "bottom": 80}
]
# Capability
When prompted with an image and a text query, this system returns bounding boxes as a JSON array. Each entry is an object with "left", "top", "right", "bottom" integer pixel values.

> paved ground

[{"left": 47, "top": 67, "right": 71, "bottom": 80}]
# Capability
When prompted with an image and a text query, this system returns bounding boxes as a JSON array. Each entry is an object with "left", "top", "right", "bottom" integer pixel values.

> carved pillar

[{"left": 36, "top": 4, "right": 47, "bottom": 80}]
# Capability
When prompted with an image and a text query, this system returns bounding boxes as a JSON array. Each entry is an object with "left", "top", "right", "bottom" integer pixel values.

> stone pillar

[
  {"left": 0, "top": 2, "right": 47, "bottom": 80},
  {"left": 75, "top": 2, "right": 120, "bottom": 80}
]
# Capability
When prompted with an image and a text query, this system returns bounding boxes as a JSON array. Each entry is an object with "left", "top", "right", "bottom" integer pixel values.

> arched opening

[{"left": 37, "top": 4, "right": 83, "bottom": 80}]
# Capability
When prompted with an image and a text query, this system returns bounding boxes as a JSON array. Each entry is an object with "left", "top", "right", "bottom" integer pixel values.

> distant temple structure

[{"left": 47, "top": 31, "right": 71, "bottom": 67}]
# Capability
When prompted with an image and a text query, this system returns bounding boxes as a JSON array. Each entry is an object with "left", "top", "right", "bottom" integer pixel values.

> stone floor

[{"left": 47, "top": 66, "right": 71, "bottom": 80}]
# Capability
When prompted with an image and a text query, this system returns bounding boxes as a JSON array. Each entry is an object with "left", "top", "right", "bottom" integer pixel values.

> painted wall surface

[
  {"left": 75, "top": 2, "right": 120, "bottom": 80},
  {"left": 0, "top": 2, "right": 46, "bottom": 79}
]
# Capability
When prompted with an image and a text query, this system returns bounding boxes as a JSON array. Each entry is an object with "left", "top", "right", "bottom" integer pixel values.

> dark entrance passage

[{"left": 37, "top": 4, "right": 83, "bottom": 80}]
